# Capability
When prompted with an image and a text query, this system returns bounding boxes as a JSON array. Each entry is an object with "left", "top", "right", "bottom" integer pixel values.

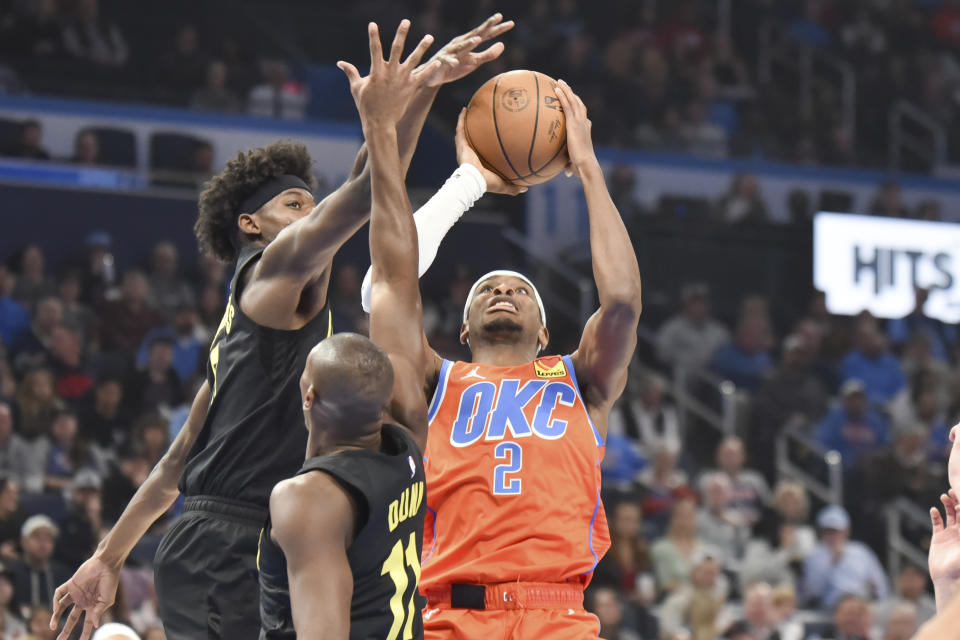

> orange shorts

[{"left": 422, "top": 582, "right": 601, "bottom": 640}]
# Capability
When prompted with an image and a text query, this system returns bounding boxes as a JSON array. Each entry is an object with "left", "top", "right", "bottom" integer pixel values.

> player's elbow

[{"left": 602, "top": 282, "right": 643, "bottom": 317}]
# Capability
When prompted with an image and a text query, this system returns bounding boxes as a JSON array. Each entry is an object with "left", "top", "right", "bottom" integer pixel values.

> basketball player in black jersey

[
  {"left": 50, "top": 15, "right": 514, "bottom": 640},
  {"left": 258, "top": 21, "right": 431, "bottom": 640}
]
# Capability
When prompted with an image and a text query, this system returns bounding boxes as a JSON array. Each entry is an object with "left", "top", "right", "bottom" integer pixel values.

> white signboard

[{"left": 814, "top": 212, "right": 960, "bottom": 322}]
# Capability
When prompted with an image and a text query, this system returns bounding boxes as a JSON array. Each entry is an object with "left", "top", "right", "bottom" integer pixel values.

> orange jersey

[{"left": 420, "top": 355, "right": 609, "bottom": 590}]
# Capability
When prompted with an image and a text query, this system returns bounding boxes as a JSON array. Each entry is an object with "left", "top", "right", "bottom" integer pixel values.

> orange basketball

[{"left": 464, "top": 70, "right": 568, "bottom": 186}]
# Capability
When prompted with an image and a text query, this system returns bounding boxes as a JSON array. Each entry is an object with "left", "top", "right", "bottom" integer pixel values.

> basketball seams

[
  {"left": 526, "top": 70, "right": 541, "bottom": 177},
  {"left": 464, "top": 109, "right": 513, "bottom": 184},
  {"left": 491, "top": 75, "right": 525, "bottom": 182}
]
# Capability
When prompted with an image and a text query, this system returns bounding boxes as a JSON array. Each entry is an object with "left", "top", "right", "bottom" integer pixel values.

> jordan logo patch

[
  {"left": 534, "top": 356, "right": 566, "bottom": 378},
  {"left": 460, "top": 366, "right": 485, "bottom": 381}
]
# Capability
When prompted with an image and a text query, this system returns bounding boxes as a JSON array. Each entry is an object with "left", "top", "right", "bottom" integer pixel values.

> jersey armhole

[
  {"left": 426, "top": 359, "right": 452, "bottom": 426},
  {"left": 562, "top": 354, "right": 604, "bottom": 447},
  {"left": 310, "top": 469, "right": 371, "bottom": 543}
]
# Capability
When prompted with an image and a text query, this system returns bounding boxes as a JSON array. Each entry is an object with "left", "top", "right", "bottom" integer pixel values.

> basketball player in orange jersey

[{"left": 363, "top": 80, "right": 641, "bottom": 639}]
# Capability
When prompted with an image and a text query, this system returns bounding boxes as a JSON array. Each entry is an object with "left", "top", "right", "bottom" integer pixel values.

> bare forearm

[
  {"left": 95, "top": 383, "right": 210, "bottom": 567},
  {"left": 581, "top": 162, "right": 642, "bottom": 307},
  {"left": 398, "top": 86, "right": 439, "bottom": 175},
  {"left": 367, "top": 125, "right": 417, "bottom": 280},
  {"left": 936, "top": 580, "right": 959, "bottom": 612}
]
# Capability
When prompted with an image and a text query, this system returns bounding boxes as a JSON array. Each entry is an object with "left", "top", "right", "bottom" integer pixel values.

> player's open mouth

[{"left": 487, "top": 299, "right": 518, "bottom": 314}]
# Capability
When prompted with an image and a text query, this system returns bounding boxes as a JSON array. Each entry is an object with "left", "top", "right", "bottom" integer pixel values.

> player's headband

[
  {"left": 463, "top": 270, "right": 547, "bottom": 326},
  {"left": 237, "top": 174, "right": 312, "bottom": 217}
]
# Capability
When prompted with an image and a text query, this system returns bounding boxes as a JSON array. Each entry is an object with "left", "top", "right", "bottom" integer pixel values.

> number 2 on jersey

[
  {"left": 381, "top": 532, "right": 421, "bottom": 640},
  {"left": 493, "top": 442, "right": 522, "bottom": 495}
]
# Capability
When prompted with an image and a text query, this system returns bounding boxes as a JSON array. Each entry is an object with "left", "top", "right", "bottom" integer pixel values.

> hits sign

[{"left": 814, "top": 212, "right": 960, "bottom": 322}]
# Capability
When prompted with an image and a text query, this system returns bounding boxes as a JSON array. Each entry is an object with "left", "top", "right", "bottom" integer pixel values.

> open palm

[
  {"left": 931, "top": 490, "right": 960, "bottom": 592},
  {"left": 50, "top": 556, "right": 119, "bottom": 640},
  {"left": 419, "top": 13, "right": 514, "bottom": 88}
]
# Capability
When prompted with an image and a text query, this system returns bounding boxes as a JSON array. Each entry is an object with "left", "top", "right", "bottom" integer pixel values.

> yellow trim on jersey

[
  {"left": 327, "top": 307, "right": 333, "bottom": 337},
  {"left": 256, "top": 527, "right": 264, "bottom": 571}
]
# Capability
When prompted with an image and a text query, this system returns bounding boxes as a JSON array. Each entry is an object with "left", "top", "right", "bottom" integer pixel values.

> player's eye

[
  {"left": 287, "top": 201, "right": 301, "bottom": 208},
  {"left": 517, "top": 286, "right": 529, "bottom": 295},
  {"left": 479, "top": 285, "right": 493, "bottom": 293}
]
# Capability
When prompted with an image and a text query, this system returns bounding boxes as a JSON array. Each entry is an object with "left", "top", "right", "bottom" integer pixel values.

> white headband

[
  {"left": 463, "top": 270, "right": 547, "bottom": 326},
  {"left": 91, "top": 623, "right": 141, "bottom": 640}
]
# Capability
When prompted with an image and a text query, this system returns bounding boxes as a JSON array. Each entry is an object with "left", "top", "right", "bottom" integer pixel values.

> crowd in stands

[
  {"left": 1, "top": 0, "right": 959, "bottom": 171},
  {"left": 0, "top": 210, "right": 955, "bottom": 638}
]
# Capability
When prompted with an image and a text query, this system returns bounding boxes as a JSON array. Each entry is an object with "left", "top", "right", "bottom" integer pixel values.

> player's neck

[
  {"left": 469, "top": 342, "right": 539, "bottom": 367},
  {"left": 306, "top": 424, "right": 382, "bottom": 458}
]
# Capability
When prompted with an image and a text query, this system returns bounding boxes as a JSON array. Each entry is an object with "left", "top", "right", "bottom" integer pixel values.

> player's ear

[
  {"left": 537, "top": 326, "right": 549, "bottom": 354},
  {"left": 238, "top": 213, "right": 260, "bottom": 236},
  {"left": 459, "top": 322, "right": 469, "bottom": 347},
  {"left": 302, "top": 385, "right": 315, "bottom": 410}
]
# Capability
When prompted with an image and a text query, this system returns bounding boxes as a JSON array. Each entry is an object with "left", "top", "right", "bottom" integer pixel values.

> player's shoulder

[{"left": 270, "top": 472, "right": 351, "bottom": 536}]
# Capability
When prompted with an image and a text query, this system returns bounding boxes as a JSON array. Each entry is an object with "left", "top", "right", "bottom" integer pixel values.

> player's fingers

[
  {"left": 469, "top": 13, "right": 502, "bottom": 38},
  {"left": 932, "top": 506, "right": 944, "bottom": 532},
  {"left": 368, "top": 22, "right": 383, "bottom": 66},
  {"left": 559, "top": 80, "right": 586, "bottom": 116},
  {"left": 951, "top": 423, "right": 959, "bottom": 442},
  {"left": 78, "top": 614, "right": 97, "bottom": 640},
  {"left": 504, "top": 183, "right": 528, "bottom": 196},
  {"left": 481, "top": 20, "right": 515, "bottom": 41},
  {"left": 456, "top": 108, "right": 466, "bottom": 140},
  {"left": 50, "top": 586, "right": 70, "bottom": 628},
  {"left": 553, "top": 84, "right": 572, "bottom": 111},
  {"left": 943, "top": 493, "right": 956, "bottom": 526},
  {"left": 404, "top": 34, "right": 434, "bottom": 69},
  {"left": 411, "top": 59, "right": 442, "bottom": 85},
  {"left": 336, "top": 61, "right": 361, "bottom": 85},
  {"left": 389, "top": 19, "right": 411, "bottom": 64},
  {"left": 57, "top": 605, "right": 83, "bottom": 640},
  {"left": 470, "top": 42, "right": 505, "bottom": 65}
]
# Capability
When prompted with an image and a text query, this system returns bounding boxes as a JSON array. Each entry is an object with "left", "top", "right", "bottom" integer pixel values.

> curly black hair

[{"left": 195, "top": 140, "right": 317, "bottom": 263}]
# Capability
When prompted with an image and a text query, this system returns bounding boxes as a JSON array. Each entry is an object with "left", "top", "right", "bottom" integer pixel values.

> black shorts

[{"left": 154, "top": 495, "right": 267, "bottom": 640}]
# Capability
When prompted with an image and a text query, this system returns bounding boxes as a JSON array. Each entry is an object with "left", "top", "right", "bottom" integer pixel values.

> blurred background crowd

[{"left": 2, "top": 0, "right": 960, "bottom": 639}]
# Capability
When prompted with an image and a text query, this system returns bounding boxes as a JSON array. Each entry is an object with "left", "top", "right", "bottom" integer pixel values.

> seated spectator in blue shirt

[
  {"left": 0, "top": 265, "right": 30, "bottom": 349},
  {"left": 802, "top": 505, "right": 889, "bottom": 610},
  {"left": 887, "top": 288, "right": 956, "bottom": 362},
  {"left": 816, "top": 380, "right": 890, "bottom": 467},
  {"left": 135, "top": 306, "right": 204, "bottom": 384},
  {"left": 710, "top": 317, "right": 773, "bottom": 391},
  {"left": 838, "top": 323, "right": 906, "bottom": 405}
]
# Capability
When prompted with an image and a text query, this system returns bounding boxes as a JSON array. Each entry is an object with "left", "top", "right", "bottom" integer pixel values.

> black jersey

[
  {"left": 259, "top": 424, "right": 426, "bottom": 640},
  {"left": 180, "top": 245, "right": 332, "bottom": 505}
]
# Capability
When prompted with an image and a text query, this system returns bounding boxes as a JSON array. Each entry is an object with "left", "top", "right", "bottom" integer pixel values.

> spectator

[
  {"left": 887, "top": 288, "right": 956, "bottom": 362},
  {"left": 873, "top": 563, "right": 935, "bottom": 627},
  {"left": 637, "top": 443, "right": 691, "bottom": 537},
  {"left": 47, "top": 324, "right": 94, "bottom": 403},
  {"left": 607, "top": 373, "right": 681, "bottom": 458},
  {"left": 136, "top": 308, "right": 202, "bottom": 388},
  {"left": 0, "top": 562, "right": 26, "bottom": 639},
  {"left": 3, "top": 0, "right": 62, "bottom": 60},
  {"left": 650, "top": 498, "right": 715, "bottom": 592},
  {"left": 589, "top": 587, "right": 643, "bottom": 640},
  {"left": 594, "top": 500, "right": 652, "bottom": 599},
  {"left": 656, "top": 283, "right": 730, "bottom": 374},
  {"left": 0, "top": 478, "right": 25, "bottom": 560},
  {"left": 772, "top": 583, "right": 804, "bottom": 640},
  {"left": 714, "top": 436, "right": 770, "bottom": 529},
  {"left": 709, "top": 317, "right": 774, "bottom": 392},
  {"left": 4, "top": 120, "right": 50, "bottom": 160},
  {"left": 680, "top": 101, "right": 728, "bottom": 158},
  {"left": 101, "top": 446, "right": 149, "bottom": 525},
  {"left": 816, "top": 379, "right": 891, "bottom": 467},
  {"left": 715, "top": 173, "right": 769, "bottom": 224},
  {"left": 97, "top": 271, "right": 162, "bottom": 355},
  {"left": 696, "top": 472, "right": 748, "bottom": 568},
  {"left": 734, "top": 582, "right": 778, "bottom": 640},
  {"left": 801, "top": 505, "right": 889, "bottom": 610},
  {"left": 125, "top": 336, "right": 184, "bottom": 415},
  {"left": 879, "top": 602, "right": 917, "bottom": 640},
  {"left": 607, "top": 165, "right": 646, "bottom": 223},
  {"left": 867, "top": 180, "right": 909, "bottom": 218},
  {"left": 57, "top": 271, "right": 94, "bottom": 345},
  {"left": 12, "top": 246, "right": 56, "bottom": 312},
  {"left": 54, "top": 469, "right": 101, "bottom": 573},
  {"left": 157, "top": 24, "right": 205, "bottom": 101},
  {"left": 78, "top": 231, "right": 116, "bottom": 305},
  {"left": 658, "top": 551, "right": 733, "bottom": 640},
  {"left": 11, "top": 515, "right": 69, "bottom": 612},
  {"left": 26, "top": 605, "right": 55, "bottom": 640},
  {"left": 787, "top": 0, "right": 832, "bottom": 47},
  {"left": 145, "top": 242, "right": 194, "bottom": 321},
  {"left": 70, "top": 128, "right": 101, "bottom": 166},
  {"left": 61, "top": 0, "right": 128, "bottom": 67},
  {"left": 0, "top": 403, "right": 39, "bottom": 493},
  {"left": 91, "top": 622, "right": 140, "bottom": 640},
  {"left": 14, "top": 368, "right": 62, "bottom": 441},
  {"left": 805, "top": 594, "right": 872, "bottom": 640},
  {"left": 914, "top": 199, "right": 942, "bottom": 221},
  {"left": 10, "top": 295, "right": 61, "bottom": 374},
  {"left": 0, "top": 265, "right": 30, "bottom": 349},
  {"left": 79, "top": 376, "right": 129, "bottom": 450},
  {"left": 749, "top": 334, "right": 829, "bottom": 479},
  {"left": 33, "top": 410, "right": 96, "bottom": 493},
  {"left": 134, "top": 414, "right": 169, "bottom": 467},
  {"left": 190, "top": 60, "right": 242, "bottom": 114},
  {"left": 838, "top": 323, "right": 906, "bottom": 406},
  {"left": 247, "top": 60, "right": 307, "bottom": 120},
  {"left": 742, "top": 481, "right": 815, "bottom": 589}
]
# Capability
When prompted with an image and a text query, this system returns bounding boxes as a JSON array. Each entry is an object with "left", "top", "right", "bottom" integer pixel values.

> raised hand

[
  {"left": 948, "top": 424, "right": 960, "bottom": 493},
  {"left": 337, "top": 20, "right": 441, "bottom": 127},
  {"left": 455, "top": 109, "right": 525, "bottom": 196},
  {"left": 419, "top": 13, "right": 515, "bottom": 88},
  {"left": 930, "top": 489, "right": 960, "bottom": 609},
  {"left": 552, "top": 80, "right": 599, "bottom": 179},
  {"left": 49, "top": 556, "right": 119, "bottom": 640}
]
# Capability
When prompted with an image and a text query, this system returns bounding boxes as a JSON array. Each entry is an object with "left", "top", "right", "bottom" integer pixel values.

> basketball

[{"left": 464, "top": 70, "right": 569, "bottom": 186}]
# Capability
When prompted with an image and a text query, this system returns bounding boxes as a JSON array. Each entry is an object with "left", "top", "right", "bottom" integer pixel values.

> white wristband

[{"left": 361, "top": 164, "right": 487, "bottom": 312}]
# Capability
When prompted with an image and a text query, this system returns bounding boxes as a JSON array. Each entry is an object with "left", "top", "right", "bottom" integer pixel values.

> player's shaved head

[{"left": 301, "top": 333, "right": 394, "bottom": 438}]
